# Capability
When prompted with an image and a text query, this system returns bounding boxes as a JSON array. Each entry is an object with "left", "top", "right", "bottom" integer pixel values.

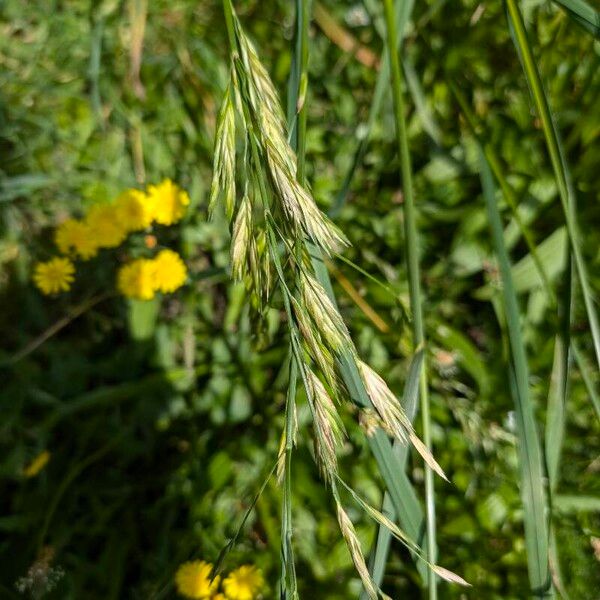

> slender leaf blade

[{"left": 479, "top": 149, "right": 550, "bottom": 597}]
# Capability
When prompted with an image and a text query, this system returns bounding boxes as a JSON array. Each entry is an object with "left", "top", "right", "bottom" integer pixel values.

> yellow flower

[
  {"left": 86, "top": 203, "right": 127, "bottom": 248},
  {"left": 23, "top": 450, "right": 51, "bottom": 478},
  {"left": 55, "top": 218, "right": 79, "bottom": 253},
  {"left": 152, "top": 249, "right": 187, "bottom": 293},
  {"left": 212, "top": 595, "right": 226, "bottom": 600},
  {"left": 147, "top": 179, "right": 190, "bottom": 225},
  {"left": 222, "top": 566, "right": 264, "bottom": 600},
  {"left": 174, "top": 561, "right": 220, "bottom": 599},
  {"left": 33, "top": 257, "right": 75, "bottom": 295},
  {"left": 117, "top": 259, "right": 156, "bottom": 300},
  {"left": 54, "top": 218, "right": 98, "bottom": 260},
  {"left": 116, "top": 189, "right": 154, "bottom": 232}
]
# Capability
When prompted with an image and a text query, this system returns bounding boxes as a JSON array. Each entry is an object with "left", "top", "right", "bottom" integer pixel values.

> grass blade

[
  {"left": 551, "top": 0, "right": 600, "bottom": 38},
  {"left": 506, "top": 0, "right": 600, "bottom": 373},
  {"left": 479, "top": 148, "right": 550, "bottom": 597},
  {"left": 572, "top": 341, "right": 600, "bottom": 422},
  {"left": 382, "top": 1, "right": 438, "bottom": 598},
  {"left": 449, "top": 81, "right": 555, "bottom": 304}
]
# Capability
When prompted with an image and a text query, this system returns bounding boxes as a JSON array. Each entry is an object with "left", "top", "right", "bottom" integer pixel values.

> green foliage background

[{"left": 1, "top": 0, "right": 599, "bottom": 598}]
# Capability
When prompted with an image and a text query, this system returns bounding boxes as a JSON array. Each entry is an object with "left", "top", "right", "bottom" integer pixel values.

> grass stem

[{"left": 382, "top": 0, "right": 437, "bottom": 596}]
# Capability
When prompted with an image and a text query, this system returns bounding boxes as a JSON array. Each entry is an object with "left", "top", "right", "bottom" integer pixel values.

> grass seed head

[
  {"left": 209, "top": 81, "right": 236, "bottom": 221},
  {"left": 306, "top": 370, "right": 345, "bottom": 479},
  {"left": 300, "top": 273, "right": 353, "bottom": 353},
  {"left": 336, "top": 502, "right": 379, "bottom": 600},
  {"left": 358, "top": 360, "right": 447, "bottom": 480},
  {"left": 293, "top": 298, "right": 338, "bottom": 391},
  {"left": 230, "top": 193, "right": 251, "bottom": 281}
]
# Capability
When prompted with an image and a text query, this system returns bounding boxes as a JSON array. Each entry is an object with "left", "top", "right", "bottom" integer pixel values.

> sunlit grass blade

[
  {"left": 479, "top": 148, "right": 550, "bottom": 597},
  {"left": 505, "top": 0, "right": 600, "bottom": 373},
  {"left": 551, "top": 0, "right": 600, "bottom": 37}
]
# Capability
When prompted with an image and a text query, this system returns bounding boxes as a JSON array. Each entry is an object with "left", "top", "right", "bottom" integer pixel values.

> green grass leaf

[
  {"left": 479, "top": 148, "right": 550, "bottom": 597},
  {"left": 551, "top": 0, "right": 600, "bottom": 38},
  {"left": 506, "top": 0, "right": 600, "bottom": 372}
]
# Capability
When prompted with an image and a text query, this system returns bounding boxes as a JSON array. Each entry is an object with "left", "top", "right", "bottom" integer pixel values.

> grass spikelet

[
  {"left": 230, "top": 193, "right": 251, "bottom": 281},
  {"left": 357, "top": 360, "right": 411, "bottom": 440},
  {"left": 293, "top": 300, "right": 338, "bottom": 391},
  {"left": 209, "top": 80, "right": 236, "bottom": 221},
  {"left": 335, "top": 501, "right": 379, "bottom": 600},
  {"left": 300, "top": 272, "right": 352, "bottom": 352},
  {"left": 430, "top": 565, "right": 471, "bottom": 587},
  {"left": 305, "top": 370, "right": 345, "bottom": 478},
  {"left": 265, "top": 148, "right": 348, "bottom": 253},
  {"left": 358, "top": 360, "right": 447, "bottom": 480}
]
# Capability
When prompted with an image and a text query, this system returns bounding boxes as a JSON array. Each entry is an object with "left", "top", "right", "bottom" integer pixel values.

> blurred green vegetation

[{"left": 1, "top": 0, "right": 599, "bottom": 598}]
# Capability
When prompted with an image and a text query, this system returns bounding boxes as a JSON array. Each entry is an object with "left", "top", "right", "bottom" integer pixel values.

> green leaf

[
  {"left": 127, "top": 297, "right": 160, "bottom": 341},
  {"left": 511, "top": 227, "right": 567, "bottom": 293},
  {"left": 551, "top": 0, "right": 600, "bottom": 38},
  {"left": 506, "top": 0, "right": 600, "bottom": 372},
  {"left": 554, "top": 495, "right": 600, "bottom": 513},
  {"left": 479, "top": 148, "right": 550, "bottom": 597}
]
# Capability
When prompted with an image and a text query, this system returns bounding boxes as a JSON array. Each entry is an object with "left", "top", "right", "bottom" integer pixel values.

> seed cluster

[{"left": 210, "top": 7, "right": 451, "bottom": 598}]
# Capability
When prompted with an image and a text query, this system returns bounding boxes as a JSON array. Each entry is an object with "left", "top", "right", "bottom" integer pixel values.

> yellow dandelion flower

[
  {"left": 55, "top": 218, "right": 79, "bottom": 254},
  {"left": 147, "top": 179, "right": 190, "bottom": 226},
  {"left": 117, "top": 259, "right": 156, "bottom": 300},
  {"left": 23, "top": 450, "right": 51, "bottom": 478},
  {"left": 86, "top": 203, "right": 127, "bottom": 248},
  {"left": 54, "top": 218, "right": 98, "bottom": 260},
  {"left": 152, "top": 249, "right": 187, "bottom": 293},
  {"left": 116, "top": 189, "right": 154, "bottom": 232},
  {"left": 174, "top": 561, "right": 220, "bottom": 599},
  {"left": 33, "top": 257, "right": 75, "bottom": 295},
  {"left": 222, "top": 565, "right": 264, "bottom": 600},
  {"left": 212, "top": 595, "right": 226, "bottom": 600}
]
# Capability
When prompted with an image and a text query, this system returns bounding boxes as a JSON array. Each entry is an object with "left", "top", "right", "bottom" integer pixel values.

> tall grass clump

[{"left": 210, "top": 1, "right": 467, "bottom": 596}]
